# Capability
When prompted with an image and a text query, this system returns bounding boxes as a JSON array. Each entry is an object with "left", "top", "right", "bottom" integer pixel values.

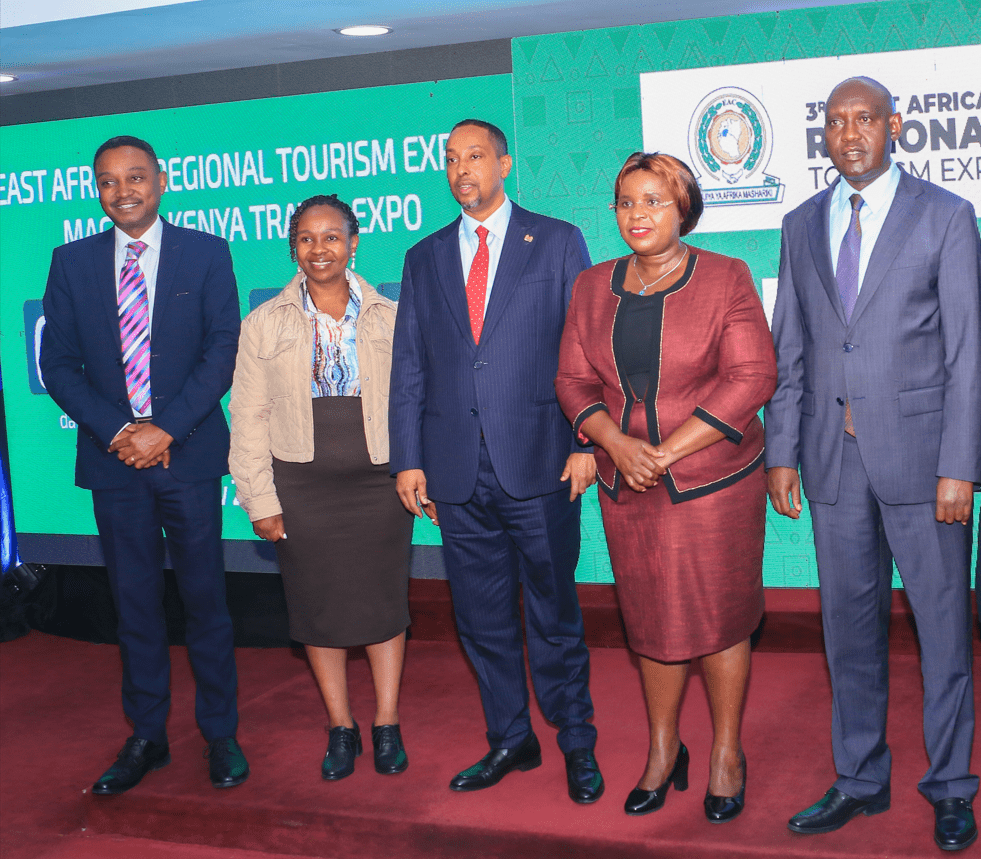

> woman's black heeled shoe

[
  {"left": 624, "top": 742, "right": 689, "bottom": 816},
  {"left": 704, "top": 756, "right": 746, "bottom": 823}
]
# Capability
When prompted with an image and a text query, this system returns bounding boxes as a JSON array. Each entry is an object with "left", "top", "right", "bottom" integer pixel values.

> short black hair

[
  {"left": 450, "top": 119, "right": 509, "bottom": 157},
  {"left": 93, "top": 136, "right": 160, "bottom": 172},
  {"left": 288, "top": 194, "right": 360, "bottom": 261}
]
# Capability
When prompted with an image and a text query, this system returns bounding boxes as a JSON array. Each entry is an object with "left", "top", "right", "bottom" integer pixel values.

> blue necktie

[{"left": 836, "top": 193, "right": 863, "bottom": 323}]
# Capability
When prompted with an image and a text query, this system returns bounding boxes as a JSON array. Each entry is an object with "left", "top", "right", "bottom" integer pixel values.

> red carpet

[{"left": 3, "top": 619, "right": 977, "bottom": 859}]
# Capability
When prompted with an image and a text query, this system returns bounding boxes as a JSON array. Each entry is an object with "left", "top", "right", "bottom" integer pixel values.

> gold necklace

[{"left": 634, "top": 247, "right": 688, "bottom": 295}]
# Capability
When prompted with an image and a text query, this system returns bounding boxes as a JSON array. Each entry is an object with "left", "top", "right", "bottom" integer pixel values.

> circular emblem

[{"left": 689, "top": 88, "right": 772, "bottom": 186}]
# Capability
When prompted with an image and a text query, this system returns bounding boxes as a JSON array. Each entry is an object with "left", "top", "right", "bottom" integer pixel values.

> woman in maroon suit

[{"left": 556, "top": 152, "right": 777, "bottom": 823}]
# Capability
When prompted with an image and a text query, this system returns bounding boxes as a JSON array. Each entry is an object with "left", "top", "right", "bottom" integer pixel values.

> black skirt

[{"left": 272, "top": 396, "right": 412, "bottom": 647}]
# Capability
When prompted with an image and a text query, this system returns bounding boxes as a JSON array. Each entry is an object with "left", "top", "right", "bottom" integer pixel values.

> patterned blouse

[{"left": 301, "top": 270, "right": 362, "bottom": 398}]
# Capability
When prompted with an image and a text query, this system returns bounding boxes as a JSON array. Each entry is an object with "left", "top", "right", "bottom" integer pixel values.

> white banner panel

[{"left": 640, "top": 45, "right": 981, "bottom": 232}]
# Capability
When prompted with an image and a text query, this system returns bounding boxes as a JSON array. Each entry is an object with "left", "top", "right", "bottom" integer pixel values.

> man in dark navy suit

[
  {"left": 41, "top": 136, "right": 248, "bottom": 794},
  {"left": 390, "top": 120, "right": 603, "bottom": 803}
]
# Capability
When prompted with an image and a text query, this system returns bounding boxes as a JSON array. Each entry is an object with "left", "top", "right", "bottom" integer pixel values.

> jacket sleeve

[
  {"left": 936, "top": 198, "right": 981, "bottom": 484},
  {"left": 388, "top": 253, "right": 427, "bottom": 474},
  {"left": 153, "top": 239, "right": 241, "bottom": 445},
  {"left": 559, "top": 228, "right": 596, "bottom": 453},
  {"left": 227, "top": 314, "right": 281, "bottom": 522},
  {"left": 694, "top": 258, "right": 778, "bottom": 443},
  {"left": 556, "top": 271, "right": 609, "bottom": 445},
  {"left": 764, "top": 217, "right": 806, "bottom": 470},
  {"left": 40, "top": 247, "right": 133, "bottom": 449}
]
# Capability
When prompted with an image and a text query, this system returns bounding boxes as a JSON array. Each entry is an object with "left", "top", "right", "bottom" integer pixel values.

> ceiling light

[
  {"left": 336, "top": 25, "right": 391, "bottom": 36},
  {"left": 0, "top": 74, "right": 19, "bottom": 83}
]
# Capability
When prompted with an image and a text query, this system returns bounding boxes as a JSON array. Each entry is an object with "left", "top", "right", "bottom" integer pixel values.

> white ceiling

[{"left": 0, "top": 0, "right": 868, "bottom": 95}]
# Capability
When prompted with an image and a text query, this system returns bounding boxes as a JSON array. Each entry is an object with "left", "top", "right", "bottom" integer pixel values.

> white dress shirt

[
  {"left": 459, "top": 195, "right": 513, "bottom": 314},
  {"left": 829, "top": 161, "right": 901, "bottom": 292}
]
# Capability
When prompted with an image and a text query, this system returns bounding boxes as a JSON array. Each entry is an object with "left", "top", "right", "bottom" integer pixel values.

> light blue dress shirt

[{"left": 829, "top": 161, "right": 901, "bottom": 292}]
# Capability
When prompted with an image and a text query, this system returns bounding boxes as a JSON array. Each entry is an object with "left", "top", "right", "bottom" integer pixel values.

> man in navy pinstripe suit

[{"left": 390, "top": 120, "right": 603, "bottom": 803}]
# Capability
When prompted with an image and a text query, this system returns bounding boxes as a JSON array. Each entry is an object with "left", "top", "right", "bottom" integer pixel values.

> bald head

[
  {"left": 827, "top": 77, "right": 895, "bottom": 115},
  {"left": 824, "top": 76, "right": 903, "bottom": 191}
]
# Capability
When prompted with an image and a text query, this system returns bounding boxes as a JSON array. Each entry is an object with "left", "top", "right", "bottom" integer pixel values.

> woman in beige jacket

[{"left": 229, "top": 194, "right": 412, "bottom": 782}]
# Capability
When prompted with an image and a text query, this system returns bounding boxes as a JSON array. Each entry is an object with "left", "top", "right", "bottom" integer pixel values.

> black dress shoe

[
  {"left": 565, "top": 748, "right": 604, "bottom": 804},
  {"left": 322, "top": 723, "right": 362, "bottom": 781},
  {"left": 934, "top": 798, "right": 977, "bottom": 851},
  {"left": 704, "top": 756, "right": 746, "bottom": 823},
  {"left": 92, "top": 737, "right": 170, "bottom": 795},
  {"left": 205, "top": 737, "right": 249, "bottom": 788},
  {"left": 449, "top": 733, "right": 542, "bottom": 792},
  {"left": 372, "top": 724, "right": 408, "bottom": 775},
  {"left": 624, "top": 742, "right": 689, "bottom": 816},
  {"left": 788, "top": 786, "right": 890, "bottom": 834}
]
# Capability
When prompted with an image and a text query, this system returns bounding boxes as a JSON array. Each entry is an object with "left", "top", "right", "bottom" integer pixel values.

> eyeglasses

[{"left": 609, "top": 198, "right": 675, "bottom": 212}]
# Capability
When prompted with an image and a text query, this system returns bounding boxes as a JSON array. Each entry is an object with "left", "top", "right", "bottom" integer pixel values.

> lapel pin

[{"left": 524, "top": 234, "right": 534, "bottom": 243}]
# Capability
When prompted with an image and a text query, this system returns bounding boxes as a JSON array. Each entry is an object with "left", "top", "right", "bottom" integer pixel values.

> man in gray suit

[{"left": 766, "top": 77, "right": 979, "bottom": 852}]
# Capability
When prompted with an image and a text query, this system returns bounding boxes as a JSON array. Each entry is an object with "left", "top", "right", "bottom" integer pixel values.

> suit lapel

[
  {"left": 151, "top": 220, "right": 181, "bottom": 340},
  {"left": 479, "top": 205, "right": 536, "bottom": 345},
  {"left": 95, "top": 229, "right": 123, "bottom": 351},
  {"left": 432, "top": 218, "right": 475, "bottom": 347},
  {"left": 848, "top": 171, "right": 921, "bottom": 327},
  {"left": 806, "top": 183, "right": 845, "bottom": 327}
]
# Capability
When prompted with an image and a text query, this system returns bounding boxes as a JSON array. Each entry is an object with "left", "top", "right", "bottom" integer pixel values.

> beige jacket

[{"left": 228, "top": 271, "right": 396, "bottom": 522}]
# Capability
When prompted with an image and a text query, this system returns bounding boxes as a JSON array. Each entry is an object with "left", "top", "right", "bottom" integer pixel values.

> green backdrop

[{"left": 508, "top": 0, "right": 981, "bottom": 584}]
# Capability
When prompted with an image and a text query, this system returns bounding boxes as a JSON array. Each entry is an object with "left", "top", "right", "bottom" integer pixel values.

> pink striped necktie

[{"left": 118, "top": 240, "right": 152, "bottom": 415}]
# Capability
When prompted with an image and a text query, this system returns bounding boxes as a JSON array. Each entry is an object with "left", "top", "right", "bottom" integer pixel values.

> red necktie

[{"left": 466, "top": 225, "right": 489, "bottom": 343}]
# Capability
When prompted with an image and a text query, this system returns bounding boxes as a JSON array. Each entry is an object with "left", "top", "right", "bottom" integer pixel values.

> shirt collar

[
  {"left": 460, "top": 195, "right": 512, "bottom": 243},
  {"left": 114, "top": 216, "right": 162, "bottom": 255},
  {"left": 832, "top": 161, "right": 900, "bottom": 217},
  {"left": 300, "top": 268, "right": 361, "bottom": 320}
]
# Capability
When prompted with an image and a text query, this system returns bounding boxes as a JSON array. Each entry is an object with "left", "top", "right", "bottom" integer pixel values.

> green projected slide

[{"left": 0, "top": 75, "right": 512, "bottom": 545}]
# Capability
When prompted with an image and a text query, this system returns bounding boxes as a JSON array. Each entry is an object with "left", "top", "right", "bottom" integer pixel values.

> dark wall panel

[{"left": 0, "top": 39, "right": 512, "bottom": 126}]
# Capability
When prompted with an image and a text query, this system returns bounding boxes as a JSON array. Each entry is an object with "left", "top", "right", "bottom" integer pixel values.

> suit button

[
  {"left": 843, "top": 343, "right": 854, "bottom": 352},
  {"left": 836, "top": 397, "right": 844, "bottom": 405},
  {"left": 470, "top": 408, "right": 478, "bottom": 416},
  {"left": 473, "top": 360, "right": 482, "bottom": 369}
]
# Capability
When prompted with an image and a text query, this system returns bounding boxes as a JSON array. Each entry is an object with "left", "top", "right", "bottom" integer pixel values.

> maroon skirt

[{"left": 598, "top": 410, "right": 765, "bottom": 663}]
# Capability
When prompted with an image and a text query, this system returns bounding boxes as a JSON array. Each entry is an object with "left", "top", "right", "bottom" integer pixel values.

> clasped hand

[
  {"left": 609, "top": 435, "right": 670, "bottom": 492},
  {"left": 109, "top": 423, "right": 174, "bottom": 469}
]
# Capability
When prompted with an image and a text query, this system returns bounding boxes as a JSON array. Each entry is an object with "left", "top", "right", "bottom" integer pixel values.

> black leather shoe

[
  {"left": 322, "top": 723, "right": 362, "bottom": 781},
  {"left": 624, "top": 742, "right": 689, "bottom": 816},
  {"left": 92, "top": 737, "right": 170, "bottom": 795},
  {"left": 704, "top": 756, "right": 746, "bottom": 823},
  {"left": 205, "top": 737, "right": 249, "bottom": 788},
  {"left": 565, "top": 748, "right": 604, "bottom": 804},
  {"left": 372, "top": 724, "right": 408, "bottom": 775},
  {"left": 934, "top": 798, "right": 977, "bottom": 851},
  {"left": 449, "top": 733, "right": 542, "bottom": 792},
  {"left": 788, "top": 786, "right": 890, "bottom": 834}
]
